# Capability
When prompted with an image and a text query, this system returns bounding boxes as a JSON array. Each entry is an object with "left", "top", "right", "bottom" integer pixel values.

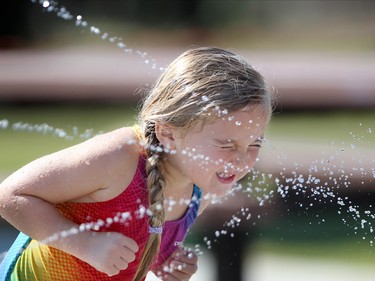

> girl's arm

[{"left": 0, "top": 127, "right": 140, "bottom": 275}]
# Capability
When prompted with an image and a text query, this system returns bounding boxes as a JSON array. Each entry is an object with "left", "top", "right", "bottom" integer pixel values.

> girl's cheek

[
  {"left": 211, "top": 152, "right": 231, "bottom": 167},
  {"left": 248, "top": 150, "right": 260, "bottom": 167}
]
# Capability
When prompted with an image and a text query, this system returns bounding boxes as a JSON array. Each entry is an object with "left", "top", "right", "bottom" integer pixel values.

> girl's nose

[{"left": 234, "top": 150, "right": 258, "bottom": 172}]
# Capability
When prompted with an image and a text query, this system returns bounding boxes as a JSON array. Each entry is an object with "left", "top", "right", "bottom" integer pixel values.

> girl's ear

[{"left": 155, "top": 122, "right": 176, "bottom": 149}]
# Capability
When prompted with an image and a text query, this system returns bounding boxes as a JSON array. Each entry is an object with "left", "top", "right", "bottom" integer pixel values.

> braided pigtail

[
  {"left": 132, "top": 121, "right": 166, "bottom": 281},
  {"left": 134, "top": 46, "right": 273, "bottom": 280}
]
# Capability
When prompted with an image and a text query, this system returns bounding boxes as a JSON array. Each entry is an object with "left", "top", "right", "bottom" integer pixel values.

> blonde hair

[{"left": 133, "top": 46, "right": 272, "bottom": 280}]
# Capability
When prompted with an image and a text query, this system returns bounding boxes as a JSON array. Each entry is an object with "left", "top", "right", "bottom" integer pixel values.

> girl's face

[{"left": 168, "top": 105, "right": 269, "bottom": 197}]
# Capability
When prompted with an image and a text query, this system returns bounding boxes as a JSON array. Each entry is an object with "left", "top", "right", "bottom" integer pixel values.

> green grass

[
  {"left": 251, "top": 238, "right": 375, "bottom": 265},
  {"left": 267, "top": 110, "right": 375, "bottom": 146},
  {"left": 0, "top": 103, "right": 138, "bottom": 174}
]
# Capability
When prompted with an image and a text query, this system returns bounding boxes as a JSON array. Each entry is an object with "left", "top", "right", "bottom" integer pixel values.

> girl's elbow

[{"left": 0, "top": 182, "right": 21, "bottom": 214}]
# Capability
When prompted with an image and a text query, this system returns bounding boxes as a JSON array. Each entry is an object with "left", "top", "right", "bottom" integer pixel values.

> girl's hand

[
  {"left": 157, "top": 248, "right": 198, "bottom": 280},
  {"left": 67, "top": 231, "right": 139, "bottom": 276}
]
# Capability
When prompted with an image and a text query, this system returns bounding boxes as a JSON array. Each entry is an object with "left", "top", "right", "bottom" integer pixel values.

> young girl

[{"left": 0, "top": 47, "right": 272, "bottom": 281}]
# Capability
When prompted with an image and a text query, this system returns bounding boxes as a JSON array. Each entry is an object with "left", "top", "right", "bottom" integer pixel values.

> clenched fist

[{"left": 66, "top": 231, "right": 139, "bottom": 276}]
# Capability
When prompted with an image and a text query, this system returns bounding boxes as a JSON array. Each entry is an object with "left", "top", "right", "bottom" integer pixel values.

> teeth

[{"left": 217, "top": 172, "right": 233, "bottom": 179}]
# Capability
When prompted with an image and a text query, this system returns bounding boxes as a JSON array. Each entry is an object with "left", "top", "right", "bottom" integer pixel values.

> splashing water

[
  {"left": 1, "top": 1, "right": 375, "bottom": 276},
  {"left": 0, "top": 118, "right": 101, "bottom": 141},
  {"left": 197, "top": 124, "right": 374, "bottom": 251},
  {"left": 30, "top": 0, "right": 166, "bottom": 72}
]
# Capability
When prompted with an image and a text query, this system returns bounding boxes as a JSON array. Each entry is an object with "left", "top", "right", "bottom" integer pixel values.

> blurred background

[{"left": 1, "top": 1, "right": 375, "bottom": 280}]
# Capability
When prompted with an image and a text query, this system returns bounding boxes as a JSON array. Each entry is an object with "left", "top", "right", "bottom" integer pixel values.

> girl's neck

[
  {"left": 163, "top": 181, "right": 194, "bottom": 222},
  {"left": 163, "top": 161, "right": 195, "bottom": 217},
  {"left": 163, "top": 154, "right": 193, "bottom": 191},
  {"left": 164, "top": 171, "right": 194, "bottom": 200}
]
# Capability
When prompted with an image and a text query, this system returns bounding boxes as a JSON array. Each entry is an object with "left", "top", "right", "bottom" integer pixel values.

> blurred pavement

[
  {"left": 1, "top": 46, "right": 375, "bottom": 109},
  {"left": 145, "top": 250, "right": 375, "bottom": 281}
]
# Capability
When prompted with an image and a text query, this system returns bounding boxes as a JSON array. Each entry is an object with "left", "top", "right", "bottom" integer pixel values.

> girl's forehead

[
  {"left": 181, "top": 105, "right": 269, "bottom": 137},
  {"left": 189, "top": 108, "right": 268, "bottom": 139},
  {"left": 211, "top": 107, "right": 268, "bottom": 128},
  {"left": 208, "top": 104, "right": 268, "bottom": 121}
]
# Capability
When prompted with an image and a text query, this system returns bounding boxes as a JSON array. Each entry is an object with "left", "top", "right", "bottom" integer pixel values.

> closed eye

[
  {"left": 250, "top": 144, "right": 262, "bottom": 148},
  {"left": 251, "top": 137, "right": 265, "bottom": 148},
  {"left": 249, "top": 141, "right": 264, "bottom": 149},
  {"left": 217, "top": 145, "right": 235, "bottom": 150},
  {"left": 213, "top": 139, "right": 235, "bottom": 150}
]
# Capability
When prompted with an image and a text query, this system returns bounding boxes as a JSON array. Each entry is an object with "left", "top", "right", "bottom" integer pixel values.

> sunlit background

[{"left": 1, "top": 1, "right": 375, "bottom": 281}]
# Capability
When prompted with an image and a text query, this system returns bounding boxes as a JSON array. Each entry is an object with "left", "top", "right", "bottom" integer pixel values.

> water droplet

[
  {"left": 0, "top": 119, "right": 9, "bottom": 129},
  {"left": 90, "top": 26, "right": 100, "bottom": 35},
  {"left": 117, "top": 42, "right": 126, "bottom": 49},
  {"left": 101, "top": 33, "right": 108, "bottom": 40},
  {"left": 202, "top": 95, "right": 209, "bottom": 102}
]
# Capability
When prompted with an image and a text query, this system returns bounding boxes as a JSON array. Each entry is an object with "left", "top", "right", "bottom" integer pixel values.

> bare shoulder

[
  {"left": 1, "top": 126, "right": 144, "bottom": 204},
  {"left": 60, "top": 127, "right": 141, "bottom": 176},
  {"left": 69, "top": 126, "right": 144, "bottom": 202},
  {"left": 88, "top": 126, "right": 142, "bottom": 158}
]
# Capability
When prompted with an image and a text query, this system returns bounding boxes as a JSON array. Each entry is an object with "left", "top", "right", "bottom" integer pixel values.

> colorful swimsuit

[{"left": 0, "top": 155, "right": 202, "bottom": 281}]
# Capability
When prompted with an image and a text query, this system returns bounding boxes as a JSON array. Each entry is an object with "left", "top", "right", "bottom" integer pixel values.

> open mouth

[{"left": 216, "top": 172, "right": 236, "bottom": 183}]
